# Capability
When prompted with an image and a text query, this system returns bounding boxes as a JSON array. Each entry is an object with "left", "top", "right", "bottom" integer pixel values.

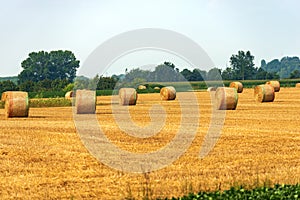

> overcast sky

[{"left": 0, "top": 0, "right": 299, "bottom": 77}]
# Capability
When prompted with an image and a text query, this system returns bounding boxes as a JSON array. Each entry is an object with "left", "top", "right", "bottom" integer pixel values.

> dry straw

[
  {"left": 160, "top": 86, "right": 176, "bottom": 100},
  {"left": 254, "top": 84, "right": 275, "bottom": 102},
  {"left": 138, "top": 85, "right": 146, "bottom": 90},
  {"left": 207, "top": 87, "right": 217, "bottom": 92},
  {"left": 215, "top": 87, "right": 238, "bottom": 110},
  {"left": 229, "top": 81, "right": 243, "bottom": 93},
  {"left": 266, "top": 80, "right": 280, "bottom": 92},
  {"left": 4, "top": 91, "right": 29, "bottom": 118},
  {"left": 75, "top": 90, "right": 96, "bottom": 114},
  {"left": 295, "top": 83, "right": 300, "bottom": 88},
  {"left": 1, "top": 91, "right": 9, "bottom": 102},
  {"left": 154, "top": 87, "right": 160, "bottom": 90},
  {"left": 65, "top": 91, "right": 74, "bottom": 99},
  {"left": 119, "top": 88, "right": 138, "bottom": 106}
]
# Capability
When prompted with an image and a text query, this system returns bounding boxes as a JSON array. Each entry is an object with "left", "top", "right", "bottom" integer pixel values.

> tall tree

[
  {"left": 18, "top": 50, "right": 80, "bottom": 84},
  {"left": 152, "top": 62, "right": 181, "bottom": 82},
  {"left": 230, "top": 50, "right": 255, "bottom": 80}
]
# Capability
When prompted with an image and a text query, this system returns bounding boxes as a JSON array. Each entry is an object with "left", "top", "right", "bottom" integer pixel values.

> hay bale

[
  {"left": 138, "top": 85, "right": 146, "bottom": 90},
  {"left": 75, "top": 90, "right": 96, "bottom": 114},
  {"left": 295, "top": 83, "right": 300, "bottom": 88},
  {"left": 154, "top": 87, "right": 160, "bottom": 90},
  {"left": 119, "top": 88, "right": 138, "bottom": 106},
  {"left": 65, "top": 91, "right": 74, "bottom": 99},
  {"left": 254, "top": 84, "right": 275, "bottom": 103},
  {"left": 229, "top": 81, "right": 243, "bottom": 93},
  {"left": 215, "top": 87, "right": 238, "bottom": 110},
  {"left": 4, "top": 91, "right": 29, "bottom": 118},
  {"left": 266, "top": 80, "right": 280, "bottom": 92},
  {"left": 160, "top": 86, "right": 176, "bottom": 100},
  {"left": 207, "top": 87, "right": 217, "bottom": 92},
  {"left": 1, "top": 91, "right": 9, "bottom": 102}
]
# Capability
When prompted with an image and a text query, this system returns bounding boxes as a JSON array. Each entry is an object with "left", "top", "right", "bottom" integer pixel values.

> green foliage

[
  {"left": 97, "top": 76, "right": 118, "bottom": 90},
  {"left": 0, "top": 98, "right": 71, "bottom": 108},
  {"left": 207, "top": 68, "right": 222, "bottom": 80},
  {"left": 290, "top": 70, "right": 300, "bottom": 79},
  {"left": 29, "top": 98, "right": 72, "bottom": 108},
  {"left": 18, "top": 50, "right": 79, "bottom": 92},
  {"left": 121, "top": 62, "right": 184, "bottom": 84},
  {"left": 63, "top": 83, "right": 75, "bottom": 93},
  {"left": 96, "top": 90, "right": 115, "bottom": 96},
  {"left": 28, "top": 91, "right": 65, "bottom": 98},
  {"left": 0, "top": 76, "right": 18, "bottom": 84},
  {"left": 74, "top": 76, "right": 90, "bottom": 89},
  {"left": 263, "top": 56, "right": 300, "bottom": 79},
  {"left": 19, "top": 50, "right": 79, "bottom": 83},
  {"left": 0, "top": 80, "right": 18, "bottom": 93},
  {"left": 166, "top": 184, "right": 300, "bottom": 200},
  {"left": 229, "top": 50, "right": 256, "bottom": 80}
]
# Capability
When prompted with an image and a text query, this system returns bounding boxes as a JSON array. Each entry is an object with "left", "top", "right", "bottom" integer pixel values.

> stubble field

[{"left": 0, "top": 88, "right": 300, "bottom": 199}]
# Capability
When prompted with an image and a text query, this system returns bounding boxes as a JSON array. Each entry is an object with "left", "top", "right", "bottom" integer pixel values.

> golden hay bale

[
  {"left": 119, "top": 88, "right": 138, "bottom": 106},
  {"left": 138, "top": 85, "right": 146, "bottom": 90},
  {"left": 207, "top": 87, "right": 217, "bottom": 92},
  {"left": 215, "top": 87, "right": 238, "bottom": 110},
  {"left": 254, "top": 84, "right": 275, "bottom": 103},
  {"left": 295, "top": 83, "right": 300, "bottom": 88},
  {"left": 229, "top": 81, "right": 243, "bottom": 93},
  {"left": 65, "top": 91, "right": 74, "bottom": 99},
  {"left": 4, "top": 91, "right": 29, "bottom": 118},
  {"left": 160, "top": 86, "right": 176, "bottom": 100},
  {"left": 154, "top": 87, "right": 160, "bottom": 90},
  {"left": 266, "top": 80, "right": 280, "bottom": 92},
  {"left": 75, "top": 90, "right": 96, "bottom": 114},
  {"left": 1, "top": 91, "right": 9, "bottom": 102}
]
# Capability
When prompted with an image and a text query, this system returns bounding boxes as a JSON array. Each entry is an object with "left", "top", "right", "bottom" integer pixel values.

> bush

[
  {"left": 167, "top": 184, "right": 300, "bottom": 200},
  {"left": 28, "top": 91, "right": 65, "bottom": 98},
  {"left": 29, "top": 98, "right": 72, "bottom": 108}
]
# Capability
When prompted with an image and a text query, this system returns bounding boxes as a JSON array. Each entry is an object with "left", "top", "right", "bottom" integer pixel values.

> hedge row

[{"left": 166, "top": 184, "right": 300, "bottom": 200}]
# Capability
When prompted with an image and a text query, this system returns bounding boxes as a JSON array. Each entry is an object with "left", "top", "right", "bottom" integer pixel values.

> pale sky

[{"left": 0, "top": 0, "right": 299, "bottom": 77}]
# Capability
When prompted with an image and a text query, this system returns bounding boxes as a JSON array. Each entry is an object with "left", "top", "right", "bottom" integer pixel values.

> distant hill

[
  {"left": 0, "top": 76, "right": 18, "bottom": 84},
  {"left": 261, "top": 56, "right": 300, "bottom": 79}
]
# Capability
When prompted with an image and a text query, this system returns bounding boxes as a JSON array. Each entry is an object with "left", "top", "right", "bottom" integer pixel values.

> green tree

[
  {"left": 290, "top": 70, "right": 300, "bottom": 79},
  {"left": 221, "top": 67, "right": 234, "bottom": 80},
  {"left": 207, "top": 68, "right": 222, "bottom": 80},
  {"left": 18, "top": 50, "right": 80, "bottom": 84},
  {"left": 123, "top": 68, "right": 151, "bottom": 82},
  {"left": 230, "top": 50, "right": 255, "bottom": 80},
  {"left": 0, "top": 80, "right": 18, "bottom": 94},
  {"left": 152, "top": 62, "right": 181, "bottom": 82}
]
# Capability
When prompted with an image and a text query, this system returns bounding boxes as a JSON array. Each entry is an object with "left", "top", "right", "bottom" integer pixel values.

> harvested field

[{"left": 0, "top": 88, "right": 300, "bottom": 199}]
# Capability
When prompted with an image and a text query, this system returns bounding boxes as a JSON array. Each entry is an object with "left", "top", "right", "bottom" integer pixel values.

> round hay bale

[
  {"left": 1, "top": 91, "right": 9, "bottom": 102},
  {"left": 160, "top": 86, "right": 176, "bottom": 100},
  {"left": 4, "top": 91, "right": 29, "bottom": 118},
  {"left": 295, "top": 83, "right": 300, "bottom": 88},
  {"left": 254, "top": 84, "right": 275, "bottom": 103},
  {"left": 266, "top": 80, "right": 280, "bottom": 92},
  {"left": 138, "top": 85, "right": 146, "bottom": 90},
  {"left": 207, "top": 87, "right": 217, "bottom": 92},
  {"left": 119, "top": 88, "right": 138, "bottom": 106},
  {"left": 154, "top": 87, "right": 160, "bottom": 90},
  {"left": 229, "top": 81, "right": 243, "bottom": 93},
  {"left": 75, "top": 90, "right": 96, "bottom": 114},
  {"left": 215, "top": 87, "right": 238, "bottom": 110},
  {"left": 65, "top": 91, "right": 74, "bottom": 99}
]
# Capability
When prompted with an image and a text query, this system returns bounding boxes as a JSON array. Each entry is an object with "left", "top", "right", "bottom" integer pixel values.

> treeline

[
  {"left": 1, "top": 49, "right": 300, "bottom": 96},
  {"left": 262, "top": 56, "right": 300, "bottom": 79}
]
